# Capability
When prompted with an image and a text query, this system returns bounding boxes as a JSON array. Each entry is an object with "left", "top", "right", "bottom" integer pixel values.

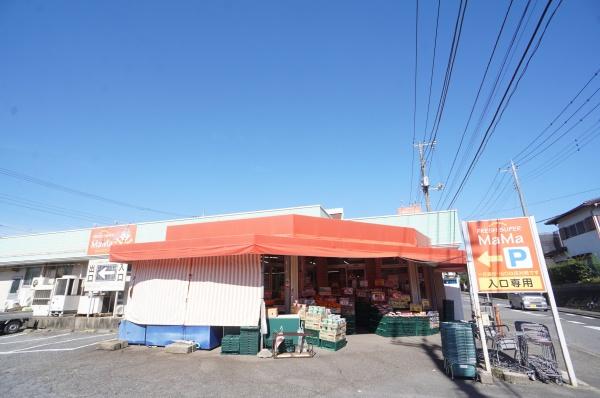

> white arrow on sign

[{"left": 98, "top": 267, "right": 116, "bottom": 280}]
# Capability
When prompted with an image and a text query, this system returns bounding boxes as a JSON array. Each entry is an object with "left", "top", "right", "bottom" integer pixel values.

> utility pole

[
  {"left": 414, "top": 141, "right": 443, "bottom": 212},
  {"left": 501, "top": 160, "right": 528, "bottom": 216}
]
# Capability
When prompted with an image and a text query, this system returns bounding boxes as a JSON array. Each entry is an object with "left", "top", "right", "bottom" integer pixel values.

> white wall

[
  {"left": 0, "top": 205, "right": 329, "bottom": 267},
  {"left": 556, "top": 208, "right": 600, "bottom": 258}
]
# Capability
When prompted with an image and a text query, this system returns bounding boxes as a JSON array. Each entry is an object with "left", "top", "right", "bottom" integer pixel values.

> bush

[{"left": 549, "top": 256, "right": 600, "bottom": 285}]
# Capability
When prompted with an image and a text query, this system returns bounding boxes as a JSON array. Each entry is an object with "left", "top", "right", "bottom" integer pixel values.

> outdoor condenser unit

[
  {"left": 31, "top": 277, "right": 54, "bottom": 316},
  {"left": 49, "top": 276, "right": 82, "bottom": 316}
]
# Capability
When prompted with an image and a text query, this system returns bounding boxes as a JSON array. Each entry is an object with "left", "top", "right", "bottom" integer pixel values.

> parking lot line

[
  {"left": 567, "top": 321, "right": 585, "bottom": 325},
  {"left": 0, "top": 330, "right": 32, "bottom": 340},
  {"left": 8, "top": 333, "right": 115, "bottom": 353},
  {"left": 0, "top": 338, "right": 115, "bottom": 355},
  {"left": 565, "top": 313, "right": 577, "bottom": 317},
  {"left": 0, "top": 332, "right": 72, "bottom": 345},
  {"left": 585, "top": 326, "right": 600, "bottom": 332},
  {"left": 580, "top": 316, "right": 594, "bottom": 320}
]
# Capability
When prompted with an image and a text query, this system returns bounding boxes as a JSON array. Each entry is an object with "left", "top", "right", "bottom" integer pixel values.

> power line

[
  {"left": 519, "top": 98, "right": 600, "bottom": 166},
  {"left": 439, "top": 0, "right": 533, "bottom": 208},
  {"left": 425, "top": 0, "right": 468, "bottom": 163},
  {"left": 423, "top": 0, "right": 441, "bottom": 136},
  {"left": 511, "top": 67, "right": 600, "bottom": 163},
  {"left": 435, "top": 0, "right": 514, "bottom": 209},
  {"left": 409, "top": 0, "right": 420, "bottom": 204},
  {"left": 466, "top": 170, "right": 502, "bottom": 218},
  {"left": 523, "top": 124, "right": 600, "bottom": 181},
  {"left": 0, "top": 167, "right": 190, "bottom": 218},
  {"left": 446, "top": 0, "right": 559, "bottom": 209},
  {"left": 478, "top": 186, "right": 600, "bottom": 219}
]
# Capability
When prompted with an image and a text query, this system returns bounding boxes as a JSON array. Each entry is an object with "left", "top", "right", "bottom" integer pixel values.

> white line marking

[
  {"left": 0, "top": 332, "right": 71, "bottom": 345},
  {"left": 0, "top": 330, "right": 32, "bottom": 340},
  {"left": 565, "top": 313, "right": 576, "bottom": 317},
  {"left": 584, "top": 326, "right": 600, "bottom": 331},
  {"left": 0, "top": 339, "right": 115, "bottom": 355},
  {"left": 567, "top": 321, "right": 585, "bottom": 325},
  {"left": 7, "top": 334, "right": 115, "bottom": 353},
  {"left": 580, "top": 316, "right": 594, "bottom": 320}
]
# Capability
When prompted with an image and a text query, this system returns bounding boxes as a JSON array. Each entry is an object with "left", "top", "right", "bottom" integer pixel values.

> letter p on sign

[{"left": 503, "top": 247, "right": 533, "bottom": 269}]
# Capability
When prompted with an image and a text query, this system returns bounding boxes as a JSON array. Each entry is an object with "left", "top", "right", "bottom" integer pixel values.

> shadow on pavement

[{"left": 389, "top": 337, "right": 525, "bottom": 398}]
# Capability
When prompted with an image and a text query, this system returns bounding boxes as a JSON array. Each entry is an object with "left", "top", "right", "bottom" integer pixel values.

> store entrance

[{"left": 298, "top": 256, "right": 437, "bottom": 334}]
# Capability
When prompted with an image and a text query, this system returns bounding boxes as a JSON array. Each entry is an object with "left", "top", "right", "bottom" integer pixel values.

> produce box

[{"left": 319, "top": 330, "right": 346, "bottom": 342}]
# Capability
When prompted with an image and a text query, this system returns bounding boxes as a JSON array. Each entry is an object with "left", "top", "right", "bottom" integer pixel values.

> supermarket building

[{"left": 0, "top": 205, "right": 465, "bottom": 345}]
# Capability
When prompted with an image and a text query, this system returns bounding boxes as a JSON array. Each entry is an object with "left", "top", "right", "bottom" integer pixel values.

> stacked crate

[
  {"left": 375, "top": 314, "right": 440, "bottom": 337},
  {"left": 319, "top": 315, "right": 347, "bottom": 351},
  {"left": 304, "top": 306, "right": 326, "bottom": 347},
  {"left": 440, "top": 322, "right": 477, "bottom": 379},
  {"left": 220, "top": 335, "right": 240, "bottom": 355},
  {"left": 239, "top": 326, "right": 260, "bottom": 355}
]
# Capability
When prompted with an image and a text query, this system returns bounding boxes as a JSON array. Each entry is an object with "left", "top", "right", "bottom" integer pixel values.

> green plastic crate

[{"left": 320, "top": 339, "right": 347, "bottom": 351}]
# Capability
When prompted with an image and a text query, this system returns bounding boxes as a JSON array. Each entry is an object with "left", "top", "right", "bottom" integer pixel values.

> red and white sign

[
  {"left": 87, "top": 225, "right": 137, "bottom": 255},
  {"left": 464, "top": 217, "right": 546, "bottom": 293}
]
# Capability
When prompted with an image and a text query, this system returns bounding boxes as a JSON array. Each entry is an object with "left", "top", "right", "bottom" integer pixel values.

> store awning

[{"left": 110, "top": 215, "right": 466, "bottom": 265}]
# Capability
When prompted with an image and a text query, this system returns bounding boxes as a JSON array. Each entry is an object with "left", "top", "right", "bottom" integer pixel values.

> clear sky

[{"left": 1, "top": 0, "right": 599, "bottom": 234}]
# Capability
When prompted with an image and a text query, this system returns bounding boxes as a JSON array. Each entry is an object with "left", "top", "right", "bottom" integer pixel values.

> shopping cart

[{"left": 515, "top": 321, "right": 563, "bottom": 384}]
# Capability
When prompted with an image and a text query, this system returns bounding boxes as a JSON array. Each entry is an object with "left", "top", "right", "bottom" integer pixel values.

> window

[
  {"left": 584, "top": 217, "right": 596, "bottom": 233},
  {"left": 561, "top": 217, "right": 597, "bottom": 240},
  {"left": 9, "top": 278, "right": 21, "bottom": 294},
  {"left": 576, "top": 221, "right": 585, "bottom": 235},
  {"left": 23, "top": 267, "right": 42, "bottom": 286}
]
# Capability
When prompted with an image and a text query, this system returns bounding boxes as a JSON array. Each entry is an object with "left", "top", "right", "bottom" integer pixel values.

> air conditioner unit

[
  {"left": 31, "top": 277, "right": 55, "bottom": 316},
  {"left": 49, "top": 276, "right": 83, "bottom": 316}
]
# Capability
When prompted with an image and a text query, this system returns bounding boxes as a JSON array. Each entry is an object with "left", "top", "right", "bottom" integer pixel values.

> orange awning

[{"left": 110, "top": 215, "right": 465, "bottom": 265}]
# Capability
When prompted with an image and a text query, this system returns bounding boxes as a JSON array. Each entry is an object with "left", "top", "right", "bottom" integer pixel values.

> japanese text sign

[
  {"left": 464, "top": 217, "right": 546, "bottom": 293},
  {"left": 87, "top": 225, "right": 136, "bottom": 255},
  {"left": 84, "top": 259, "right": 128, "bottom": 292}
]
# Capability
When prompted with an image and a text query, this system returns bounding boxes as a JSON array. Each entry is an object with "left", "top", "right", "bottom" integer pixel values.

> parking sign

[{"left": 464, "top": 217, "right": 546, "bottom": 293}]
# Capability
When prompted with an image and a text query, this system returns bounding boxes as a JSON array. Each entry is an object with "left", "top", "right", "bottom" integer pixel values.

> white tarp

[{"left": 125, "top": 254, "right": 262, "bottom": 327}]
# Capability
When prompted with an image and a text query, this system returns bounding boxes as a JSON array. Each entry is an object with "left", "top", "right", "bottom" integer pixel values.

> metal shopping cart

[{"left": 515, "top": 321, "right": 563, "bottom": 384}]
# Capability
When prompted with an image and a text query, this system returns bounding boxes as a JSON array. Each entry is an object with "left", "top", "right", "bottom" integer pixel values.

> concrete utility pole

[
  {"left": 501, "top": 160, "right": 528, "bottom": 216},
  {"left": 414, "top": 141, "right": 443, "bottom": 212},
  {"left": 414, "top": 141, "right": 434, "bottom": 212}
]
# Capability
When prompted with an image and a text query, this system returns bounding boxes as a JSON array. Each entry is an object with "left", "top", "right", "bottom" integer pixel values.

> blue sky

[{"left": 0, "top": 0, "right": 599, "bottom": 234}]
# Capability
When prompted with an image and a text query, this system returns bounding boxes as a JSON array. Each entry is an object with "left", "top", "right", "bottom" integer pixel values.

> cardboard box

[
  {"left": 410, "top": 304, "right": 423, "bottom": 313},
  {"left": 267, "top": 307, "right": 279, "bottom": 318}
]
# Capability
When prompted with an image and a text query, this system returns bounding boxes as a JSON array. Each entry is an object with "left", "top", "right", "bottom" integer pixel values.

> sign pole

[
  {"left": 528, "top": 217, "right": 577, "bottom": 387},
  {"left": 461, "top": 222, "right": 492, "bottom": 373}
]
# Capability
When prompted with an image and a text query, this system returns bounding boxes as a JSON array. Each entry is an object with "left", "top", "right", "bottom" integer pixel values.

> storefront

[{"left": 110, "top": 214, "right": 466, "bottom": 348}]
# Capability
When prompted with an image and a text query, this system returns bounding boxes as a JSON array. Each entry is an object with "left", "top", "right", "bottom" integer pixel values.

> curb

[{"left": 557, "top": 308, "right": 600, "bottom": 319}]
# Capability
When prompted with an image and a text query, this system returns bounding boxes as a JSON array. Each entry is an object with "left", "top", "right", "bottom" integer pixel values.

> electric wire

[
  {"left": 439, "top": 0, "right": 533, "bottom": 209},
  {"left": 409, "top": 0, "right": 420, "bottom": 204},
  {"left": 0, "top": 167, "right": 190, "bottom": 218},
  {"left": 446, "top": 0, "right": 558, "bottom": 209},
  {"left": 425, "top": 0, "right": 468, "bottom": 163},
  {"left": 435, "top": 0, "right": 514, "bottom": 210},
  {"left": 423, "top": 0, "right": 441, "bottom": 136},
  {"left": 511, "top": 67, "right": 600, "bottom": 163}
]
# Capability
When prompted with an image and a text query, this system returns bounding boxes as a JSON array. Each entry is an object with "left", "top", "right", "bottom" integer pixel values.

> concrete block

[
  {"left": 477, "top": 370, "right": 494, "bottom": 385},
  {"left": 165, "top": 342, "right": 196, "bottom": 354},
  {"left": 97, "top": 339, "right": 123, "bottom": 351},
  {"left": 119, "top": 340, "right": 129, "bottom": 348},
  {"left": 500, "top": 371, "right": 531, "bottom": 385}
]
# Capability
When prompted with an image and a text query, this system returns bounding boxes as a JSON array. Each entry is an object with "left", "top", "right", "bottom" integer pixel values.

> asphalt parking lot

[{"left": 1, "top": 329, "right": 599, "bottom": 398}]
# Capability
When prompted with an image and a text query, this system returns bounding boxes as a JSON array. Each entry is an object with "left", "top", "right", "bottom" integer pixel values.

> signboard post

[
  {"left": 461, "top": 223, "right": 492, "bottom": 374},
  {"left": 463, "top": 216, "right": 577, "bottom": 386}
]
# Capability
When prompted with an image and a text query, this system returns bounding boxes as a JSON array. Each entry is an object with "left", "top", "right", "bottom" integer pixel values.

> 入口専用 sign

[{"left": 464, "top": 217, "right": 546, "bottom": 293}]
